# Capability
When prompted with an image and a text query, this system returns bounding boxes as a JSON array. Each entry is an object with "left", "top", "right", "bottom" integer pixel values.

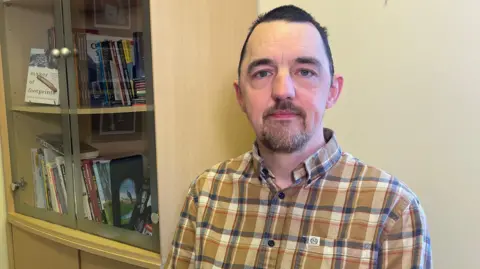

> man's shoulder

[
  {"left": 190, "top": 151, "right": 254, "bottom": 188},
  {"left": 340, "top": 152, "right": 422, "bottom": 210}
]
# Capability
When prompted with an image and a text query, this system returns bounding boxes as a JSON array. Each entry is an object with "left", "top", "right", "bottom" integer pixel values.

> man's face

[{"left": 234, "top": 21, "right": 343, "bottom": 153}]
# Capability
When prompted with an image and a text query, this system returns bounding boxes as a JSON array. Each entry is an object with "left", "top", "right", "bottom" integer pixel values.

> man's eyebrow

[
  {"left": 295, "top": 57, "right": 322, "bottom": 68},
  {"left": 246, "top": 58, "right": 275, "bottom": 74}
]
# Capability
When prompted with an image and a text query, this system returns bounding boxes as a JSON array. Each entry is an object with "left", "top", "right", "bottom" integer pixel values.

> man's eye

[
  {"left": 253, "top": 70, "right": 272, "bottom": 79},
  {"left": 298, "top": 69, "right": 315, "bottom": 77}
]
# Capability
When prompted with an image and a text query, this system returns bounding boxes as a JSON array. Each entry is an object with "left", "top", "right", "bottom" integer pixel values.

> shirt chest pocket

[{"left": 284, "top": 237, "right": 377, "bottom": 269}]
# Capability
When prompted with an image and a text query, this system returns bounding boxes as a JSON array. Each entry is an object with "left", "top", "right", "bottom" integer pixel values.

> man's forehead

[{"left": 245, "top": 21, "right": 326, "bottom": 63}]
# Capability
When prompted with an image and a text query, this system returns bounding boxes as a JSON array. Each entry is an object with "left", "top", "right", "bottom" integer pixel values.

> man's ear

[
  {"left": 234, "top": 80, "right": 247, "bottom": 113},
  {"left": 326, "top": 75, "right": 344, "bottom": 109}
]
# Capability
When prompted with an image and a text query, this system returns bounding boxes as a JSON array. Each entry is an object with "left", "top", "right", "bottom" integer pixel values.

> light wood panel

[
  {"left": 8, "top": 212, "right": 161, "bottom": 268},
  {"left": 0, "top": 11, "right": 14, "bottom": 214},
  {"left": 12, "top": 225, "right": 79, "bottom": 269},
  {"left": 80, "top": 251, "right": 146, "bottom": 269},
  {"left": 150, "top": 0, "right": 257, "bottom": 258},
  {"left": 6, "top": 223, "right": 14, "bottom": 269},
  {"left": 0, "top": 17, "right": 16, "bottom": 269}
]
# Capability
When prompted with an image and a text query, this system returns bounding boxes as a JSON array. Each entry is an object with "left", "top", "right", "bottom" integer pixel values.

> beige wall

[
  {"left": 0, "top": 142, "right": 8, "bottom": 269},
  {"left": 150, "top": 0, "right": 257, "bottom": 261},
  {"left": 259, "top": 0, "right": 480, "bottom": 268}
]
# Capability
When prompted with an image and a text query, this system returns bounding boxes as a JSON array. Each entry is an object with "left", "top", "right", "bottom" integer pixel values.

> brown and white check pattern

[{"left": 164, "top": 129, "right": 432, "bottom": 268}]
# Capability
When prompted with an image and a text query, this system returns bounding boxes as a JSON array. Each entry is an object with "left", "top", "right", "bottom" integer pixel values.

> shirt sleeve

[
  {"left": 164, "top": 186, "right": 198, "bottom": 269},
  {"left": 379, "top": 201, "right": 432, "bottom": 269}
]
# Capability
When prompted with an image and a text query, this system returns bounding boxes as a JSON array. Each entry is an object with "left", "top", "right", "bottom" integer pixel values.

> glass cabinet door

[
  {"left": 0, "top": 0, "right": 76, "bottom": 227},
  {"left": 62, "top": 0, "right": 159, "bottom": 251}
]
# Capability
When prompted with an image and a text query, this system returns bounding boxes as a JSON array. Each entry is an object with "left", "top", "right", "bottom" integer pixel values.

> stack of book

[
  {"left": 132, "top": 77, "right": 146, "bottom": 105},
  {"left": 32, "top": 133, "right": 100, "bottom": 214},
  {"left": 47, "top": 28, "right": 146, "bottom": 107},
  {"left": 80, "top": 154, "right": 152, "bottom": 235},
  {"left": 31, "top": 134, "right": 153, "bottom": 236}
]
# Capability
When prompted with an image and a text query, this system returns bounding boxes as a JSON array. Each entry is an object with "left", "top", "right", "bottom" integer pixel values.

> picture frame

[
  {"left": 99, "top": 112, "right": 136, "bottom": 135},
  {"left": 94, "top": 0, "right": 131, "bottom": 30}
]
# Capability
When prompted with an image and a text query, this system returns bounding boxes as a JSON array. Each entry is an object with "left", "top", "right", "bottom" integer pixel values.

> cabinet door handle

[
  {"left": 11, "top": 178, "right": 26, "bottom": 192},
  {"left": 60, "top": 47, "right": 72, "bottom": 58},
  {"left": 50, "top": 48, "right": 61, "bottom": 59}
]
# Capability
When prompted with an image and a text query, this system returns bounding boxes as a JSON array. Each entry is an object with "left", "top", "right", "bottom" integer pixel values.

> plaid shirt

[{"left": 165, "top": 129, "right": 432, "bottom": 269}]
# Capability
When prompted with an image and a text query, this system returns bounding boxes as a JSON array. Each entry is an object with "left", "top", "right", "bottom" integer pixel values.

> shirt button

[
  {"left": 278, "top": 192, "right": 285, "bottom": 199},
  {"left": 268, "top": 240, "right": 275, "bottom": 247}
]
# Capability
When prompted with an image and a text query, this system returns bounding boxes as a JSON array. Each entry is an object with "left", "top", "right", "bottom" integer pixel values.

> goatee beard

[
  {"left": 260, "top": 126, "right": 311, "bottom": 153},
  {"left": 260, "top": 100, "right": 311, "bottom": 153}
]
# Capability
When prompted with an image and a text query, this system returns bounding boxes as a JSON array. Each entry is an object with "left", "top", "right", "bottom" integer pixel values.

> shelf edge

[{"left": 7, "top": 213, "right": 162, "bottom": 269}]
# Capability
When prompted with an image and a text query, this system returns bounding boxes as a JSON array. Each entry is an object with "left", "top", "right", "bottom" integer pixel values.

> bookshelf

[
  {"left": 1, "top": 0, "right": 160, "bottom": 257},
  {"left": 11, "top": 105, "right": 63, "bottom": 114},
  {"left": 11, "top": 104, "right": 151, "bottom": 114},
  {"left": 75, "top": 105, "right": 151, "bottom": 114}
]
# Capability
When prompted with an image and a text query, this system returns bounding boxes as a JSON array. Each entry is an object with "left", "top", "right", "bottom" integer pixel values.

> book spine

[
  {"left": 113, "top": 40, "right": 132, "bottom": 105},
  {"left": 133, "top": 32, "right": 145, "bottom": 78},
  {"left": 95, "top": 41, "right": 109, "bottom": 106},
  {"left": 77, "top": 33, "right": 89, "bottom": 106},
  {"left": 32, "top": 149, "right": 46, "bottom": 209},
  {"left": 72, "top": 32, "right": 81, "bottom": 105},
  {"left": 93, "top": 161, "right": 112, "bottom": 224},
  {"left": 47, "top": 163, "right": 61, "bottom": 214},
  {"left": 82, "top": 160, "right": 102, "bottom": 222},
  {"left": 109, "top": 41, "right": 124, "bottom": 105},
  {"left": 99, "top": 160, "right": 112, "bottom": 199},
  {"left": 117, "top": 40, "right": 135, "bottom": 102},
  {"left": 123, "top": 40, "right": 135, "bottom": 89},
  {"left": 101, "top": 41, "right": 115, "bottom": 105},
  {"left": 38, "top": 150, "right": 53, "bottom": 211},
  {"left": 55, "top": 156, "right": 68, "bottom": 206},
  {"left": 53, "top": 165, "right": 67, "bottom": 214},
  {"left": 81, "top": 175, "right": 93, "bottom": 220}
]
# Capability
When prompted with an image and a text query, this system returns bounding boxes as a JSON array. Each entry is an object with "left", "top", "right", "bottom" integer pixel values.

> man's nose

[{"left": 272, "top": 73, "right": 295, "bottom": 100}]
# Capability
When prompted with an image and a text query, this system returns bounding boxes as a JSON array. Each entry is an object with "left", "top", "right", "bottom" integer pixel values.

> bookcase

[
  {"left": 1, "top": 0, "right": 159, "bottom": 251},
  {"left": 0, "top": 0, "right": 257, "bottom": 268}
]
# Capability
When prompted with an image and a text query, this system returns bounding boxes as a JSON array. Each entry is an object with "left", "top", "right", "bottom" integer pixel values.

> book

[
  {"left": 31, "top": 149, "right": 46, "bottom": 209},
  {"left": 85, "top": 34, "right": 133, "bottom": 107},
  {"left": 24, "top": 48, "right": 60, "bottom": 105},
  {"left": 36, "top": 133, "right": 99, "bottom": 160},
  {"left": 92, "top": 160, "right": 114, "bottom": 225},
  {"left": 37, "top": 149, "right": 53, "bottom": 210},
  {"left": 82, "top": 160, "right": 102, "bottom": 222},
  {"left": 109, "top": 155, "right": 144, "bottom": 229},
  {"left": 132, "top": 178, "right": 151, "bottom": 234},
  {"left": 81, "top": 175, "right": 93, "bottom": 220}
]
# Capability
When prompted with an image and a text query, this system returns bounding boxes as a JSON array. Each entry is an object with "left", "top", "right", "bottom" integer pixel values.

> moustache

[{"left": 263, "top": 100, "right": 306, "bottom": 118}]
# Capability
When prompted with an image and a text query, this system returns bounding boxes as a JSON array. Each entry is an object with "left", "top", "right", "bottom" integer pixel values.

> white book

[
  {"left": 54, "top": 156, "right": 68, "bottom": 206},
  {"left": 31, "top": 149, "right": 46, "bottom": 209},
  {"left": 82, "top": 177, "right": 92, "bottom": 220},
  {"left": 24, "top": 48, "right": 60, "bottom": 105}
]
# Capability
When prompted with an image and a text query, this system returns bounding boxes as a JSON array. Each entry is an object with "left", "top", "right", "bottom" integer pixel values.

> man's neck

[{"left": 258, "top": 129, "right": 326, "bottom": 188}]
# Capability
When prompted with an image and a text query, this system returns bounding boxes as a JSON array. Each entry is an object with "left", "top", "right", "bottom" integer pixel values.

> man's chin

[{"left": 259, "top": 132, "right": 311, "bottom": 153}]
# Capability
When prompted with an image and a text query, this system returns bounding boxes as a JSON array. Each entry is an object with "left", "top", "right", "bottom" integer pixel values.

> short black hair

[{"left": 237, "top": 5, "right": 334, "bottom": 80}]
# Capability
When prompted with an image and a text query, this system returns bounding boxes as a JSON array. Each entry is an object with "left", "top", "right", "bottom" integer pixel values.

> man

[{"left": 165, "top": 5, "right": 431, "bottom": 269}]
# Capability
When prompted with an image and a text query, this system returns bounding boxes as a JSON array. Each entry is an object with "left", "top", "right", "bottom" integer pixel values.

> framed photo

[
  {"left": 99, "top": 112, "right": 136, "bottom": 135},
  {"left": 94, "top": 0, "right": 131, "bottom": 29}
]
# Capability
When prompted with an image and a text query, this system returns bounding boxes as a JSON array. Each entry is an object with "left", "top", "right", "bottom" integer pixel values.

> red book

[{"left": 82, "top": 160, "right": 102, "bottom": 222}]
